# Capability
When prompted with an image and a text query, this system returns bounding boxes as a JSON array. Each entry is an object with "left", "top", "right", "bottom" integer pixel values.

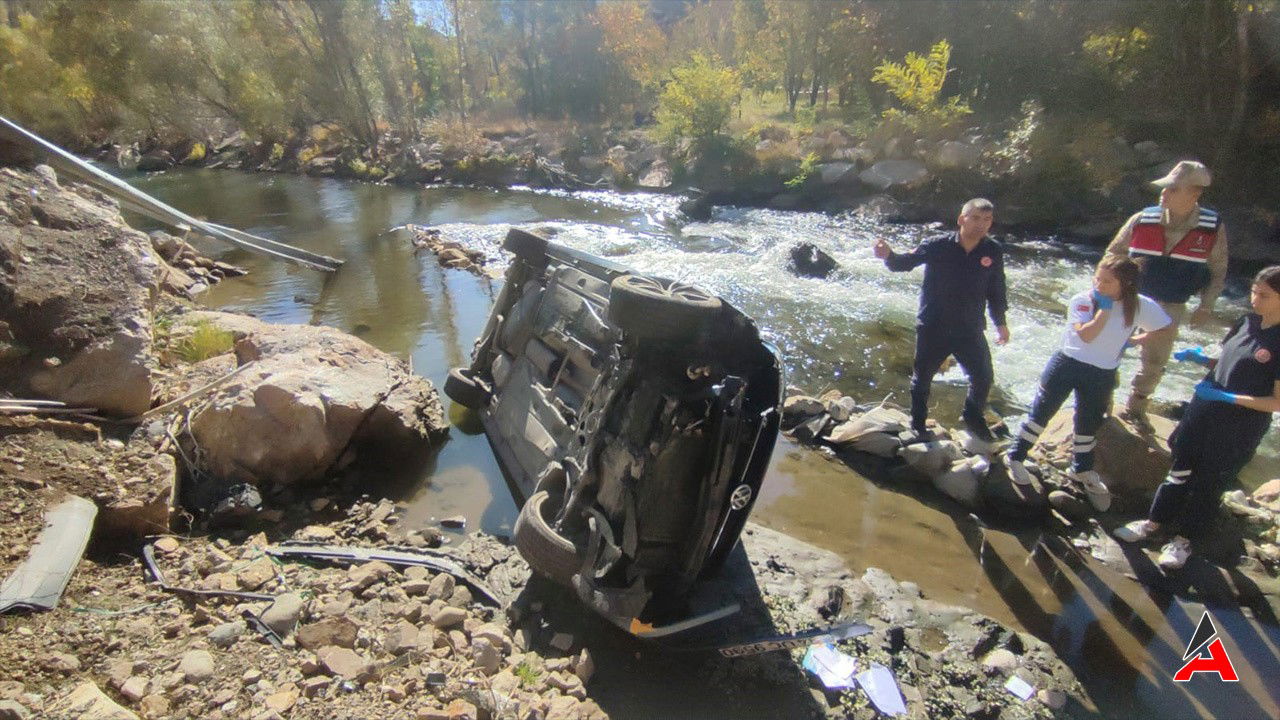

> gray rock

[
  {"left": 981, "top": 648, "right": 1018, "bottom": 674},
  {"left": 179, "top": 650, "right": 215, "bottom": 683},
  {"left": 859, "top": 159, "right": 929, "bottom": 190},
  {"left": 932, "top": 141, "right": 981, "bottom": 169},
  {"left": 261, "top": 592, "right": 307, "bottom": 636},
  {"left": 818, "top": 162, "right": 856, "bottom": 185},
  {"left": 208, "top": 620, "right": 246, "bottom": 648}
]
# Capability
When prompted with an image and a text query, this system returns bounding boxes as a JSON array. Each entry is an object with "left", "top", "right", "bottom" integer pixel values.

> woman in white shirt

[{"left": 1005, "top": 256, "right": 1173, "bottom": 510}]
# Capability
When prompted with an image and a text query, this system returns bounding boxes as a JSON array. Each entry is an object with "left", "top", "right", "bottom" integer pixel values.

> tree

[
  {"left": 655, "top": 53, "right": 741, "bottom": 144},
  {"left": 871, "top": 39, "right": 972, "bottom": 135}
]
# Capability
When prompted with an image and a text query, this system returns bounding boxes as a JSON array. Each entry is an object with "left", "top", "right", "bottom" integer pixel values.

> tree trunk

[
  {"left": 1214, "top": 5, "right": 1251, "bottom": 172},
  {"left": 450, "top": 0, "right": 470, "bottom": 118}
]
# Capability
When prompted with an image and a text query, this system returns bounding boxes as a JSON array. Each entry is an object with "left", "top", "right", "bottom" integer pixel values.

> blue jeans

[{"left": 1009, "top": 352, "right": 1116, "bottom": 473}]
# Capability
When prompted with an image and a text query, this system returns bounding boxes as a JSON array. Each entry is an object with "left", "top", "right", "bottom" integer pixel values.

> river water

[{"left": 122, "top": 168, "right": 1278, "bottom": 718}]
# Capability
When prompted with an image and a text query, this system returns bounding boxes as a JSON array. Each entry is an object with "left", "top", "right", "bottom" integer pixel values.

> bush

[
  {"left": 655, "top": 54, "right": 741, "bottom": 146},
  {"left": 785, "top": 152, "right": 820, "bottom": 189},
  {"left": 871, "top": 40, "right": 972, "bottom": 137}
]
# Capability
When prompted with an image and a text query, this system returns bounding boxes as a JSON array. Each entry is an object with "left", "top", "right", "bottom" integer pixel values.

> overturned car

[{"left": 445, "top": 229, "right": 782, "bottom": 629}]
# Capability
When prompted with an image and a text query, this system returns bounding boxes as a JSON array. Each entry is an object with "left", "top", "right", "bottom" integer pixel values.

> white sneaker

[
  {"left": 1005, "top": 455, "right": 1033, "bottom": 485},
  {"left": 1113, "top": 519, "right": 1158, "bottom": 543},
  {"left": 1074, "top": 470, "right": 1112, "bottom": 512},
  {"left": 1158, "top": 536, "right": 1192, "bottom": 570}
]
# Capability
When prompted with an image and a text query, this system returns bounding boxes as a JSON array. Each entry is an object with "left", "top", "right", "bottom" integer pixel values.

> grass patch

[
  {"left": 513, "top": 660, "right": 541, "bottom": 688},
  {"left": 173, "top": 320, "right": 235, "bottom": 364}
]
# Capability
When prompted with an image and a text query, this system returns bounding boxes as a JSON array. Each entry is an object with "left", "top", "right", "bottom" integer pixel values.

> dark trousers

[
  {"left": 1010, "top": 352, "right": 1115, "bottom": 472},
  {"left": 910, "top": 324, "right": 992, "bottom": 431},
  {"left": 1149, "top": 397, "right": 1271, "bottom": 540}
]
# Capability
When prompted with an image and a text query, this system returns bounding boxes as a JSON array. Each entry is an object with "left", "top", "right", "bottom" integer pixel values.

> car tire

[
  {"left": 443, "top": 367, "right": 489, "bottom": 409},
  {"left": 608, "top": 274, "right": 723, "bottom": 341},
  {"left": 513, "top": 490, "right": 582, "bottom": 586},
  {"left": 503, "top": 228, "right": 549, "bottom": 266}
]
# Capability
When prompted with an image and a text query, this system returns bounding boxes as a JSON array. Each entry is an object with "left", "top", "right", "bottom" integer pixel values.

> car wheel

[
  {"left": 443, "top": 367, "right": 489, "bottom": 409},
  {"left": 513, "top": 490, "right": 582, "bottom": 586},
  {"left": 608, "top": 274, "right": 723, "bottom": 341},
  {"left": 503, "top": 228, "right": 549, "bottom": 266}
]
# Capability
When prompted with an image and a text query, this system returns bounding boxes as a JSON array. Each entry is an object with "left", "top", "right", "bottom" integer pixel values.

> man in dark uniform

[{"left": 874, "top": 198, "right": 1010, "bottom": 442}]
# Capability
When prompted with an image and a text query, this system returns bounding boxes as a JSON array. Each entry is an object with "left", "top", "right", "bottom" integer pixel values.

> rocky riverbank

[
  {"left": 780, "top": 387, "right": 1280, "bottom": 620},
  {"left": 85, "top": 121, "right": 1280, "bottom": 266},
  {"left": 0, "top": 154, "right": 1099, "bottom": 718}
]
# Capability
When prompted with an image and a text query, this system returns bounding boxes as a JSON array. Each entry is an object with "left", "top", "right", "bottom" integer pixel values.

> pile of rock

[
  {"left": 1222, "top": 480, "right": 1280, "bottom": 572},
  {"left": 408, "top": 225, "right": 493, "bottom": 277},
  {"left": 1, "top": 529, "right": 605, "bottom": 720},
  {"left": 148, "top": 231, "right": 247, "bottom": 298},
  {"left": 782, "top": 389, "right": 1050, "bottom": 519}
]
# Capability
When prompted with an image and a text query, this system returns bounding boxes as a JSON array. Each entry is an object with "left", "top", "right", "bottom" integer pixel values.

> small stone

[
  {"left": 981, "top": 648, "right": 1018, "bottom": 674},
  {"left": 471, "top": 638, "right": 501, "bottom": 675},
  {"left": 404, "top": 566, "right": 429, "bottom": 582},
  {"left": 208, "top": 620, "right": 246, "bottom": 648},
  {"left": 309, "top": 498, "right": 331, "bottom": 512},
  {"left": 545, "top": 695, "right": 583, "bottom": 720},
  {"left": 316, "top": 646, "right": 372, "bottom": 682},
  {"left": 41, "top": 652, "right": 81, "bottom": 673},
  {"left": 264, "top": 685, "right": 299, "bottom": 713},
  {"left": 301, "top": 677, "right": 329, "bottom": 698},
  {"left": 431, "top": 606, "right": 466, "bottom": 629},
  {"left": 384, "top": 619, "right": 420, "bottom": 655},
  {"left": 427, "top": 573, "right": 455, "bottom": 601},
  {"left": 348, "top": 561, "right": 395, "bottom": 590},
  {"left": 153, "top": 537, "right": 180, "bottom": 554},
  {"left": 574, "top": 648, "right": 595, "bottom": 684},
  {"left": 298, "top": 525, "right": 337, "bottom": 541},
  {"left": 1037, "top": 688, "right": 1067, "bottom": 710},
  {"left": 296, "top": 616, "right": 360, "bottom": 650},
  {"left": 260, "top": 592, "right": 307, "bottom": 636},
  {"left": 439, "top": 515, "right": 466, "bottom": 529},
  {"left": 444, "top": 698, "right": 478, "bottom": 720},
  {"left": 402, "top": 579, "right": 433, "bottom": 597},
  {"left": 549, "top": 632, "right": 574, "bottom": 652},
  {"left": 138, "top": 695, "right": 168, "bottom": 718},
  {"left": 179, "top": 650, "right": 216, "bottom": 683},
  {"left": 120, "top": 676, "right": 149, "bottom": 702},
  {"left": 241, "top": 669, "right": 263, "bottom": 685}
]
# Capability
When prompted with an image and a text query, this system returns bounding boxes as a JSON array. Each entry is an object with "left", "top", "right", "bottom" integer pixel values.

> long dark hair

[
  {"left": 1255, "top": 266, "right": 1280, "bottom": 294},
  {"left": 1096, "top": 255, "right": 1141, "bottom": 326}
]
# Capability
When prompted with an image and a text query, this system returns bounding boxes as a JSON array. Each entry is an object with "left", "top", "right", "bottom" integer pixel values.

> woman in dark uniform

[{"left": 1115, "top": 266, "right": 1280, "bottom": 570}]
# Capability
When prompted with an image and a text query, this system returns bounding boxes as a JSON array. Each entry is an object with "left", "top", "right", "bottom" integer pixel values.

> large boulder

[
  {"left": 1036, "top": 406, "right": 1175, "bottom": 511},
  {"left": 931, "top": 141, "right": 981, "bottom": 170},
  {"left": 181, "top": 311, "right": 448, "bottom": 486},
  {"left": 0, "top": 165, "right": 158, "bottom": 416},
  {"left": 858, "top": 159, "right": 930, "bottom": 191}
]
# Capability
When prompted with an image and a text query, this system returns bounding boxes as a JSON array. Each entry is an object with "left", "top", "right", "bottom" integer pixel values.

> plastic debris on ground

[
  {"left": 855, "top": 663, "right": 907, "bottom": 716},
  {"left": 1004, "top": 674, "right": 1036, "bottom": 701},
  {"left": 801, "top": 642, "right": 858, "bottom": 689}
]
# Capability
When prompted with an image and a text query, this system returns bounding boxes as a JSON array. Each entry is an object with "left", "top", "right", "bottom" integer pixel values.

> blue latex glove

[
  {"left": 1194, "top": 380, "right": 1238, "bottom": 405},
  {"left": 1091, "top": 290, "right": 1114, "bottom": 310},
  {"left": 1173, "top": 346, "right": 1211, "bottom": 365}
]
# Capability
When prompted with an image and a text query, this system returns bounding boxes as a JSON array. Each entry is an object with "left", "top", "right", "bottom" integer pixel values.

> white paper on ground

[
  {"left": 855, "top": 663, "right": 907, "bottom": 716},
  {"left": 1004, "top": 674, "right": 1035, "bottom": 701},
  {"left": 801, "top": 643, "right": 858, "bottom": 689}
]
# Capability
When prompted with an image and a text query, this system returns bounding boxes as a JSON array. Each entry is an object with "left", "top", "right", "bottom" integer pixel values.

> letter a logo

[{"left": 1173, "top": 612, "right": 1240, "bottom": 682}]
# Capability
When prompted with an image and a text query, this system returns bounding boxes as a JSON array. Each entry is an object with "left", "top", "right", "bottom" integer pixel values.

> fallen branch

[{"left": 126, "top": 361, "right": 253, "bottom": 424}]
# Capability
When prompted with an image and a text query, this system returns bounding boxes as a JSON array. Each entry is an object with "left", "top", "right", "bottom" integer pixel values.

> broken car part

[
  {"left": 0, "top": 495, "right": 97, "bottom": 613},
  {"left": 264, "top": 542, "right": 501, "bottom": 607}
]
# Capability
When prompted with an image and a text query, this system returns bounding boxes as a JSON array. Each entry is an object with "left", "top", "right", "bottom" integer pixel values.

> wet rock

[
  {"left": 900, "top": 439, "right": 962, "bottom": 477},
  {"left": 316, "top": 646, "right": 372, "bottom": 682},
  {"left": 261, "top": 592, "right": 307, "bottom": 636},
  {"left": 934, "top": 458, "right": 984, "bottom": 509},
  {"left": 440, "top": 515, "right": 467, "bottom": 529},
  {"left": 296, "top": 615, "right": 361, "bottom": 651},
  {"left": 782, "top": 395, "right": 824, "bottom": 422},
  {"left": 136, "top": 149, "right": 175, "bottom": 172},
  {"left": 1038, "top": 408, "right": 1173, "bottom": 511},
  {"left": 179, "top": 650, "right": 215, "bottom": 683},
  {"left": 48, "top": 681, "right": 139, "bottom": 720},
  {"left": 788, "top": 243, "right": 840, "bottom": 280},
  {"left": 181, "top": 311, "right": 448, "bottom": 486}
]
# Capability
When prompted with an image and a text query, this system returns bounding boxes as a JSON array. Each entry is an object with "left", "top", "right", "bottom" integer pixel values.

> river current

[{"left": 120, "top": 168, "right": 1278, "bottom": 719}]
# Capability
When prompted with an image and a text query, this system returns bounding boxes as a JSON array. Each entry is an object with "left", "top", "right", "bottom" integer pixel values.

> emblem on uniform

[
  {"left": 1256, "top": 348, "right": 1271, "bottom": 363},
  {"left": 1077, "top": 304, "right": 1091, "bottom": 313},
  {"left": 980, "top": 256, "right": 993, "bottom": 267}
]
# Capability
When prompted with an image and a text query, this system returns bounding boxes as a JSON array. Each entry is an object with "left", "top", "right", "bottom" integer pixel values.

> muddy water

[{"left": 122, "top": 168, "right": 1279, "bottom": 718}]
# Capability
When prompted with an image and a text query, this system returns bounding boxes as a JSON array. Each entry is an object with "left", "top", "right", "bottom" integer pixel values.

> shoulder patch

[{"left": 1076, "top": 304, "right": 1091, "bottom": 313}]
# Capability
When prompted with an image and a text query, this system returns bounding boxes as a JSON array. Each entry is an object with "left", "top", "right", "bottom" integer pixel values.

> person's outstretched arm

[{"left": 874, "top": 237, "right": 931, "bottom": 272}]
